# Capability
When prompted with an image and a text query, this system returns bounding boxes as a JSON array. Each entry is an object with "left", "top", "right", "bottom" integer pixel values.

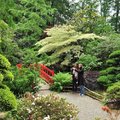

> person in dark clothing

[
  {"left": 71, "top": 64, "right": 78, "bottom": 92},
  {"left": 77, "top": 64, "right": 85, "bottom": 96}
]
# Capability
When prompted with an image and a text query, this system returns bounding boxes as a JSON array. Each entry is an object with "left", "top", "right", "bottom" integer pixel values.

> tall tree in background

[
  {"left": 0, "top": 0, "right": 15, "bottom": 26},
  {"left": 0, "top": 20, "right": 23, "bottom": 65},
  {"left": 10, "top": 0, "right": 54, "bottom": 48},
  {"left": 99, "top": 0, "right": 120, "bottom": 32},
  {"left": 111, "top": 0, "right": 120, "bottom": 33},
  {"left": 45, "top": 0, "right": 76, "bottom": 24},
  {"left": 99, "top": 0, "right": 112, "bottom": 20}
]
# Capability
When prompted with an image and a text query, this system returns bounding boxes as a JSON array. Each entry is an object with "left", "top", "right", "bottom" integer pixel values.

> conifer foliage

[{"left": 98, "top": 50, "right": 120, "bottom": 87}]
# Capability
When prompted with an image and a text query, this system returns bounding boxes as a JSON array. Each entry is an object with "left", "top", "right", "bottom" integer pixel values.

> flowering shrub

[{"left": 6, "top": 94, "right": 78, "bottom": 120}]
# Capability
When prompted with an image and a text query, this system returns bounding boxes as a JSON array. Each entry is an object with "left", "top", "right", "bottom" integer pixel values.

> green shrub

[
  {"left": 0, "top": 54, "right": 17, "bottom": 111},
  {"left": 6, "top": 67, "right": 40, "bottom": 96},
  {"left": 107, "top": 75, "right": 115, "bottom": 82},
  {"left": 0, "top": 84, "right": 9, "bottom": 90},
  {"left": 50, "top": 82, "right": 63, "bottom": 92},
  {"left": 99, "top": 70, "right": 107, "bottom": 76},
  {"left": 3, "top": 70, "right": 14, "bottom": 81},
  {"left": 77, "top": 54, "right": 101, "bottom": 71},
  {"left": 109, "top": 50, "right": 120, "bottom": 58},
  {"left": 106, "top": 67, "right": 117, "bottom": 74},
  {"left": 106, "top": 82, "right": 120, "bottom": 100},
  {"left": 6, "top": 94, "right": 78, "bottom": 120},
  {"left": 0, "top": 54, "right": 10, "bottom": 69},
  {"left": 0, "top": 73, "right": 4, "bottom": 82},
  {"left": 94, "top": 34, "right": 120, "bottom": 67},
  {"left": 50, "top": 72, "right": 72, "bottom": 92},
  {"left": 106, "top": 59, "right": 116, "bottom": 65},
  {"left": 0, "top": 88, "right": 17, "bottom": 111},
  {"left": 116, "top": 74, "right": 120, "bottom": 80},
  {"left": 98, "top": 76, "right": 112, "bottom": 87},
  {"left": 98, "top": 50, "right": 120, "bottom": 88}
]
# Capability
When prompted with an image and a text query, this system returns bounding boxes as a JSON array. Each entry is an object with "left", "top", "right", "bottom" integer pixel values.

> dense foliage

[
  {"left": 77, "top": 54, "right": 101, "bottom": 71},
  {"left": 5, "top": 67, "right": 40, "bottom": 97},
  {"left": 0, "top": 20, "right": 23, "bottom": 65},
  {"left": 106, "top": 81, "right": 120, "bottom": 100},
  {"left": 98, "top": 50, "right": 120, "bottom": 87},
  {"left": 0, "top": 87, "right": 17, "bottom": 111},
  {"left": 50, "top": 72, "right": 72, "bottom": 92},
  {"left": 0, "top": 0, "right": 120, "bottom": 114},
  {"left": 5, "top": 94, "right": 78, "bottom": 120},
  {"left": 36, "top": 25, "right": 104, "bottom": 66},
  {"left": 0, "top": 54, "right": 17, "bottom": 111},
  {"left": 71, "top": 1, "right": 112, "bottom": 34}
]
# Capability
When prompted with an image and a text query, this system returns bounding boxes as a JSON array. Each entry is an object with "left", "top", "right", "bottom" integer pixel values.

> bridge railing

[
  {"left": 39, "top": 64, "right": 54, "bottom": 84},
  {"left": 16, "top": 63, "right": 54, "bottom": 84}
]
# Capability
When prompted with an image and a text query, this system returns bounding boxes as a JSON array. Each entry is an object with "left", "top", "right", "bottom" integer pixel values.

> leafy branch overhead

[{"left": 36, "top": 25, "right": 105, "bottom": 65}]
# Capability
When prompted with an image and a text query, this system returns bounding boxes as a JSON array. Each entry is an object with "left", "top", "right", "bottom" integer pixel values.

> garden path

[{"left": 37, "top": 83, "right": 112, "bottom": 120}]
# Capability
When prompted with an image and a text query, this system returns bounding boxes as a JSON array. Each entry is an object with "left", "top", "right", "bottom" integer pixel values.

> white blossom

[
  {"left": 26, "top": 108, "right": 31, "bottom": 113},
  {"left": 43, "top": 115, "right": 50, "bottom": 120}
]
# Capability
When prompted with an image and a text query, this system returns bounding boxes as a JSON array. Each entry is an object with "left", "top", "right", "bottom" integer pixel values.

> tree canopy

[{"left": 36, "top": 25, "right": 104, "bottom": 66}]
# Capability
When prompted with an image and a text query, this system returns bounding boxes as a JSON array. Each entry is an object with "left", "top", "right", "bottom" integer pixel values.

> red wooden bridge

[
  {"left": 39, "top": 64, "right": 54, "bottom": 84},
  {"left": 16, "top": 64, "right": 54, "bottom": 84}
]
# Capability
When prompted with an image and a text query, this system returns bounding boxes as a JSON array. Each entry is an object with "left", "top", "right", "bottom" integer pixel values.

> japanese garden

[{"left": 0, "top": 0, "right": 120, "bottom": 120}]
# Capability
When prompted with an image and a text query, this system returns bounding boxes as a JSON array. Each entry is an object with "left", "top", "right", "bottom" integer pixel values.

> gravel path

[{"left": 38, "top": 84, "right": 110, "bottom": 120}]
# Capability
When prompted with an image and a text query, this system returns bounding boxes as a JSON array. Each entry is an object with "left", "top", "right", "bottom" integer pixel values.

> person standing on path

[
  {"left": 77, "top": 64, "right": 85, "bottom": 96},
  {"left": 71, "top": 64, "right": 78, "bottom": 92}
]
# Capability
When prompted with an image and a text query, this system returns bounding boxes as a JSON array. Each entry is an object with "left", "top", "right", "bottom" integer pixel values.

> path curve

[{"left": 38, "top": 84, "right": 109, "bottom": 120}]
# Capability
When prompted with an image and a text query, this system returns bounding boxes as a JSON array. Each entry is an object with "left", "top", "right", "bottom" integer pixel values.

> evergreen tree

[
  {"left": 0, "top": 20, "right": 23, "bottom": 65},
  {"left": 10, "top": 0, "right": 54, "bottom": 48},
  {"left": 45, "top": 0, "right": 75, "bottom": 24},
  {"left": 98, "top": 50, "right": 120, "bottom": 87},
  {"left": 0, "top": 0, "right": 15, "bottom": 26}
]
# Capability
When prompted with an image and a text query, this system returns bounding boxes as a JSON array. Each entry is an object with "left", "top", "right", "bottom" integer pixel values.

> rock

[{"left": 84, "top": 71, "right": 100, "bottom": 90}]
